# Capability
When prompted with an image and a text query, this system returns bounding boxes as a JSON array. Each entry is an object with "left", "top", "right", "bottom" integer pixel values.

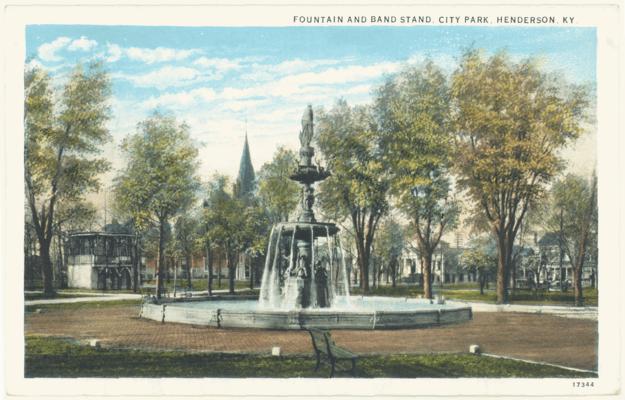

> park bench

[{"left": 307, "top": 328, "right": 358, "bottom": 377}]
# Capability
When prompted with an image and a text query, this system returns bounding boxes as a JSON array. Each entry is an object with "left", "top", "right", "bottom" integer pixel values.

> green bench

[{"left": 307, "top": 329, "right": 358, "bottom": 377}]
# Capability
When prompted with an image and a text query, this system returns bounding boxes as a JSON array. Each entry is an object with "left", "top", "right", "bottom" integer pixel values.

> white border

[{"left": 2, "top": 1, "right": 622, "bottom": 398}]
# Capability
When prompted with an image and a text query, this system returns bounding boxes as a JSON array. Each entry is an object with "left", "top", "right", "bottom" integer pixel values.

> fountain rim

[{"left": 139, "top": 295, "right": 473, "bottom": 330}]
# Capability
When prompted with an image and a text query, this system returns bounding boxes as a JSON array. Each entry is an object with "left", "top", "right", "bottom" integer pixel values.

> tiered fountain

[
  {"left": 139, "top": 106, "right": 472, "bottom": 329},
  {"left": 258, "top": 105, "right": 349, "bottom": 311}
]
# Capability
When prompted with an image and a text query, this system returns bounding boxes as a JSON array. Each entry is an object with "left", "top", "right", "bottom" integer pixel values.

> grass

[
  {"left": 351, "top": 285, "right": 598, "bottom": 306},
  {"left": 142, "top": 279, "right": 259, "bottom": 292},
  {"left": 25, "top": 336, "right": 595, "bottom": 378}
]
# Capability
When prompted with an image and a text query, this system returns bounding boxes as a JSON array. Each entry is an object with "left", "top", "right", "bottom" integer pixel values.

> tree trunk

[
  {"left": 206, "top": 242, "right": 213, "bottom": 296},
  {"left": 245, "top": 256, "right": 254, "bottom": 290},
  {"left": 132, "top": 237, "right": 139, "bottom": 292},
  {"left": 391, "top": 260, "right": 397, "bottom": 288},
  {"left": 40, "top": 240, "right": 55, "bottom": 296},
  {"left": 422, "top": 251, "right": 433, "bottom": 299},
  {"left": 479, "top": 272, "right": 486, "bottom": 295},
  {"left": 495, "top": 231, "right": 507, "bottom": 304},
  {"left": 356, "top": 243, "right": 369, "bottom": 293},
  {"left": 186, "top": 254, "right": 192, "bottom": 289},
  {"left": 156, "top": 219, "right": 166, "bottom": 299},
  {"left": 228, "top": 254, "right": 236, "bottom": 294},
  {"left": 574, "top": 264, "right": 584, "bottom": 306}
]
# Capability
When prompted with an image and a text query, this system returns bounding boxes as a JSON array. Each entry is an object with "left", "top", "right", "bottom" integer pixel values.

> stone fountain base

[{"left": 139, "top": 296, "right": 472, "bottom": 330}]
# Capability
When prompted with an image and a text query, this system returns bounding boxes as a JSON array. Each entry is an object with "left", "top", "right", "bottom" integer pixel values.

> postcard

[{"left": 2, "top": 0, "right": 622, "bottom": 398}]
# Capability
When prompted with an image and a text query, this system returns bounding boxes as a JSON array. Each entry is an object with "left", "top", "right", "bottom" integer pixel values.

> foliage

[
  {"left": 373, "top": 218, "right": 406, "bottom": 287},
  {"left": 203, "top": 175, "right": 259, "bottom": 293},
  {"left": 114, "top": 112, "right": 201, "bottom": 297},
  {"left": 544, "top": 173, "right": 598, "bottom": 305},
  {"left": 450, "top": 50, "right": 590, "bottom": 303},
  {"left": 173, "top": 214, "right": 202, "bottom": 288},
  {"left": 24, "top": 62, "right": 112, "bottom": 294},
  {"left": 257, "top": 146, "right": 300, "bottom": 224},
  {"left": 316, "top": 100, "right": 390, "bottom": 292},
  {"left": 375, "top": 61, "right": 459, "bottom": 298},
  {"left": 25, "top": 336, "right": 595, "bottom": 378},
  {"left": 461, "top": 236, "right": 498, "bottom": 294}
]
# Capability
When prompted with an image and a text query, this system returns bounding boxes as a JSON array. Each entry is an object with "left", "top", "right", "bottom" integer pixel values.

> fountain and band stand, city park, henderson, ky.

[{"left": 139, "top": 106, "right": 472, "bottom": 330}]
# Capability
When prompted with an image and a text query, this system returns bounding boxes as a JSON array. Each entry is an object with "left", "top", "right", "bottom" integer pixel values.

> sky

[{"left": 25, "top": 25, "right": 597, "bottom": 212}]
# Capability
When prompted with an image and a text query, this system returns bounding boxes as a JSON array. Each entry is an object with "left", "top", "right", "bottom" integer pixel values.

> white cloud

[
  {"left": 37, "top": 36, "right": 71, "bottom": 62},
  {"left": 125, "top": 46, "right": 200, "bottom": 64},
  {"left": 142, "top": 87, "right": 216, "bottom": 110},
  {"left": 123, "top": 66, "right": 207, "bottom": 88},
  {"left": 105, "top": 43, "right": 123, "bottom": 63},
  {"left": 241, "top": 58, "right": 341, "bottom": 81},
  {"left": 67, "top": 36, "right": 98, "bottom": 52},
  {"left": 193, "top": 57, "right": 240, "bottom": 72}
]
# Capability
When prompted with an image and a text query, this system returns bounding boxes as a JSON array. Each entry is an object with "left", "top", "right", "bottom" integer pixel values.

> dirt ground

[{"left": 25, "top": 305, "right": 598, "bottom": 371}]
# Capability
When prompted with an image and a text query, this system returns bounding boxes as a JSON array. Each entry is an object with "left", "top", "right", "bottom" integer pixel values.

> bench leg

[
  {"left": 314, "top": 351, "right": 321, "bottom": 372},
  {"left": 351, "top": 359, "right": 356, "bottom": 376},
  {"left": 330, "top": 359, "right": 336, "bottom": 378}
]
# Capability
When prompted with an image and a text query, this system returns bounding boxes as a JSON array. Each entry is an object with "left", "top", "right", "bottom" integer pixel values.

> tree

[
  {"left": 174, "top": 214, "right": 201, "bottom": 289},
  {"left": 375, "top": 62, "right": 459, "bottom": 299},
  {"left": 373, "top": 218, "right": 405, "bottom": 288},
  {"left": 114, "top": 113, "right": 201, "bottom": 298},
  {"left": 257, "top": 146, "right": 300, "bottom": 224},
  {"left": 451, "top": 50, "right": 590, "bottom": 304},
  {"left": 24, "top": 63, "right": 111, "bottom": 295},
  {"left": 316, "top": 100, "right": 389, "bottom": 293},
  {"left": 203, "top": 175, "right": 256, "bottom": 294},
  {"left": 545, "top": 173, "right": 597, "bottom": 306},
  {"left": 461, "top": 237, "right": 497, "bottom": 295}
]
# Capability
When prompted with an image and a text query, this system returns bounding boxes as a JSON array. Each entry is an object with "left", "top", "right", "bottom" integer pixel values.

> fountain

[{"left": 139, "top": 106, "right": 472, "bottom": 329}]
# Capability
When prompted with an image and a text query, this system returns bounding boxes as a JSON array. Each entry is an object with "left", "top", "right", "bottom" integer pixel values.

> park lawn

[
  {"left": 142, "top": 279, "right": 259, "bottom": 292},
  {"left": 351, "top": 285, "right": 598, "bottom": 307},
  {"left": 25, "top": 336, "right": 595, "bottom": 378}
]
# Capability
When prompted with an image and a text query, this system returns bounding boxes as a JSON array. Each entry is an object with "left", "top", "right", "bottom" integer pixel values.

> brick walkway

[{"left": 25, "top": 304, "right": 598, "bottom": 371}]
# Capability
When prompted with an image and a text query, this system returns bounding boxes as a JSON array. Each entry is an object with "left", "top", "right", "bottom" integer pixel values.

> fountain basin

[{"left": 139, "top": 296, "right": 472, "bottom": 330}]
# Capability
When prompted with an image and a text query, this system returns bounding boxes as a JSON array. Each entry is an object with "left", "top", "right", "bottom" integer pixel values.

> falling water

[
  {"left": 267, "top": 226, "right": 283, "bottom": 309},
  {"left": 325, "top": 226, "right": 336, "bottom": 305},
  {"left": 280, "top": 226, "right": 298, "bottom": 309},
  {"left": 309, "top": 226, "right": 317, "bottom": 308},
  {"left": 259, "top": 226, "right": 276, "bottom": 306}
]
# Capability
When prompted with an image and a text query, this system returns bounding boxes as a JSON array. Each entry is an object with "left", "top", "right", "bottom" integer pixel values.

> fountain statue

[{"left": 139, "top": 105, "right": 472, "bottom": 330}]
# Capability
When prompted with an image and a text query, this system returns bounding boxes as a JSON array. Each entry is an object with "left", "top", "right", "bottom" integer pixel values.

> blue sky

[{"left": 25, "top": 25, "right": 596, "bottom": 182}]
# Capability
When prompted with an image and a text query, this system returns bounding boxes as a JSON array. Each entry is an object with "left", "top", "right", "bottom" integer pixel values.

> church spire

[{"left": 236, "top": 129, "right": 255, "bottom": 200}]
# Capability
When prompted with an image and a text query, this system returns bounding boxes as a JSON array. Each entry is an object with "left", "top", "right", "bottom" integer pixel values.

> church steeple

[{"left": 236, "top": 130, "right": 255, "bottom": 200}]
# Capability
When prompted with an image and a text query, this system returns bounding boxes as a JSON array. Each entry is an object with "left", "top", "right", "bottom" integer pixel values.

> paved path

[
  {"left": 24, "top": 304, "right": 598, "bottom": 371},
  {"left": 25, "top": 293, "right": 142, "bottom": 305},
  {"left": 447, "top": 300, "right": 598, "bottom": 320},
  {"left": 26, "top": 291, "right": 597, "bottom": 320}
]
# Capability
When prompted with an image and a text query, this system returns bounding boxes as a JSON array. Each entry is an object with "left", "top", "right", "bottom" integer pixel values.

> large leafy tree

[
  {"left": 203, "top": 175, "right": 257, "bottom": 294},
  {"left": 114, "top": 113, "right": 201, "bottom": 298},
  {"left": 316, "top": 100, "right": 389, "bottom": 293},
  {"left": 375, "top": 62, "right": 459, "bottom": 299},
  {"left": 545, "top": 173, "right": 597, "bottom": 306},
  {"left": 257, "top": 146, "right": 300, "bottom": 224},
  {"left": 24, "top": 63, "right": 111, "bottom": 295},
  {"left": 451, "top": 50, "right": 590, "bottom": 304}
]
